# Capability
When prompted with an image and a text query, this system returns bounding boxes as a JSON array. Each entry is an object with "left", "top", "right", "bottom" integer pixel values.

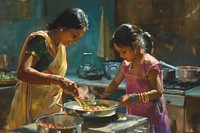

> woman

[
  {"left": 5, "top": 8, "right": 89, "bottom": 130},
  {"left": 101, "top": 24, "right": 171, "bottom": 133}
]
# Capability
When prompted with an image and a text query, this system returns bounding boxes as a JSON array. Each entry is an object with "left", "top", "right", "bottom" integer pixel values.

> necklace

[{"left": 130, "top": 53, "right": 143, "bottom": 72}]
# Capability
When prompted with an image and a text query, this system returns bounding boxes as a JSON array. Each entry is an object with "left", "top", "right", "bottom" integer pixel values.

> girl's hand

[
  {"left": 100, "top": 91, "right": 113, "bottom": 100},
  {"left": 119, "top": 94, "right": 132, "bottom": 107}
]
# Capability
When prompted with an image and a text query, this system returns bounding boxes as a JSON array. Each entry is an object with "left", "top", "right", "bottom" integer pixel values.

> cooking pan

[
  {"left": 35, "top": 112, "right": 83, "bottom": 133},
  {"left": 161, "top": 68, "right": 175, "bottom": 81},
  {"left": 160, "top": 61, "right": 200, "bottom": 83},
  {"left": 63, "top": 99, "right": 119, "bottom": 118}
]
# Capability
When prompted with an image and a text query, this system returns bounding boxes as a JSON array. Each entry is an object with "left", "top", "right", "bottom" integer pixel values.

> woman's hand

[
  {"left": 58, "top": 77, "right": 79, "bottom": 97},
  {"left": 77, "top": 87, "right": 90, "bottom": 100},
  {"left": 119, "top": 94, "right": 132, "bottom": 107}
]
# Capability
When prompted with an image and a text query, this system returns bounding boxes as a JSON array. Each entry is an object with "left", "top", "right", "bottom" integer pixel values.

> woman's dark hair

[
  {"left": 46, "top": 8, "right": 89, "bottom": 30},
  {"left": 110, "top": 24, "right": 154, "bottom": 54}
]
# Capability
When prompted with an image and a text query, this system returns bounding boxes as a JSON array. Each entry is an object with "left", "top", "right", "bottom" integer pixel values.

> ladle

[{"left": 160, "top": 61, "right": 178, "bottom": 70}]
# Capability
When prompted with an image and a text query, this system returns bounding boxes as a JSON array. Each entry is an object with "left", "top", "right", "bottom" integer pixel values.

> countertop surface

[
  {"left": 13, "top": 113, "right": 149, "bottom": 133},
  {"left": 1, "top": 74, "right": 200, "bottom": 97},
  {"left": 66, "top": 74, "right": 126, "bottom": 90},
  {"left": 186, "top": 86, "right": 200, "bottom": 97},
  {"left": 66, "top": 74, "right": 200, "bottom": 96}
]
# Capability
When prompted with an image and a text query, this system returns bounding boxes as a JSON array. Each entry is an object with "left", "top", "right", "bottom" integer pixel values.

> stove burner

[
  {"left": 83, "top": 113, "right": 119, "bottom": 123},
  {"left": 82, "top": 113, "right": 119, "bottom": 130},
  {"left": 164, "top": 82, "right": 200, "bottom": 91}
]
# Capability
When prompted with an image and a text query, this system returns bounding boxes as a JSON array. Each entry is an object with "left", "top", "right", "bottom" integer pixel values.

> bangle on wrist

[
  {"left": 132, "top": 93, "right": 136, "bottom": 102},
  {"left": 46, "top": 74, "right": 53, "bottom": 85}
]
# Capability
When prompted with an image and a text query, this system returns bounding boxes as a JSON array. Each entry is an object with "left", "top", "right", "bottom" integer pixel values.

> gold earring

[{"left": 60, "top": 28, "right": 63, "bottom": 32}]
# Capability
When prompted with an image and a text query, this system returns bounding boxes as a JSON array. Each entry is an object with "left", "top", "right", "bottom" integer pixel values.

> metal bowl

[
  {"left": 35, "top": 113, "right": 83, "bottom": 133},
  {"left": 64, "top": 99, "right": 119, "bottom": 118}
]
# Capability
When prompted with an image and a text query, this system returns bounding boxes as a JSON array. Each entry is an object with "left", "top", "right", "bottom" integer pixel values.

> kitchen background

[
  {"left": 1, "top": 0, "right": 200, "bottom": 132},
  {"left": 1, "top": 0, "right": 200, "bottom": 74}
]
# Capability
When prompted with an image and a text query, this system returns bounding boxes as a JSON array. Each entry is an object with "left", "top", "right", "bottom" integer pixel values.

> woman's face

[
  {"left": 114, "top": 43, "right": 136, "bottom": 62},
  {"left": 59, "top": 27, "right": 86, "bottom": 47}
]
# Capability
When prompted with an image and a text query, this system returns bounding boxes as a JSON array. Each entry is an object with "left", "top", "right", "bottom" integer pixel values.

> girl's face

[
  {"left": 114, "top": 43, "right": 136, "bottom": 62},
  {"left": 59, "top": 27, "right": 86, "bottom": 47}
]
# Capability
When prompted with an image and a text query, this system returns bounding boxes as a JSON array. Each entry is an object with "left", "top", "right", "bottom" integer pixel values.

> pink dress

[{"left": 121, "top": 53, "right": 171, "bottom": 133}]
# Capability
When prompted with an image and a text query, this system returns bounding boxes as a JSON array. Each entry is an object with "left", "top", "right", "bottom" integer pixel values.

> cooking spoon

[{"left": 74, "top": 97, "right": 91, "bottom": 110}]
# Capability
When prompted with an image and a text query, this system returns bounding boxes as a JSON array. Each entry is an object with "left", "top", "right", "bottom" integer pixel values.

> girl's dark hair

[
  {"left": 110, "top": 24, "right": 154, "bottom": 54},
  {"left": 142, "top": 31, "right": 154, "bottom": 54},
  {"left": 46, "top": 8, "right": 89, "bottom": 30}
]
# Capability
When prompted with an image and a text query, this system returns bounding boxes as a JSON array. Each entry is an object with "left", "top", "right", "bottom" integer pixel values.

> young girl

[{"left": 101, "top": 24, "right": 171, "bottom": 133}]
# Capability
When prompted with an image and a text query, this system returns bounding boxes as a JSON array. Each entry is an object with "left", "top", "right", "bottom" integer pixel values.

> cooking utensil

[
  {"left": 103, "top": 61, "right": 121, "bottom": 80},
  {"left": 161, "top": 68, "right": 175, "bottom": 81},
  {"left": 176, "top": 66, "right": 200, "bottom": 83},
  {"left": 35, "top": 112, "right": 83, "bottom": 133},
  {"left": 160, "top": 61, "right": 200, "bottom": 83},
  {"left": 0, "top": 54, "right": 18, "bottom": 71},
  {"left": 63, "top": 99, "right": 119, "bottom": 118},
  {"left": 74, "top": 97, "right": 90, "bottom": 110}
]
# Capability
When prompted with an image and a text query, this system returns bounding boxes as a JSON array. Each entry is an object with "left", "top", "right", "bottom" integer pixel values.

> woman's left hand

[{"left": 119, "top": 94, "right": 132, "bottom": 107}]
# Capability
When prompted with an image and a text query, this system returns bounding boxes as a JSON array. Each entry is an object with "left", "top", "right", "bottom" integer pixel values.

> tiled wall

[{"left": 0, "top": 0, "right": 115, "bottom": 74}]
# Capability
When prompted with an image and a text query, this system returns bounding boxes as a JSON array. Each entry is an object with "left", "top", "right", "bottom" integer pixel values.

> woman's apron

[{"left": 5, "top": 31, "right": 67, "bottom": 130}]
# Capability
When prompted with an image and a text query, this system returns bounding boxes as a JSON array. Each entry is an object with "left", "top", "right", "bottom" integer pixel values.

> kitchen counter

[
  {"left": 66, "top": 74, "right": 200, "bottom": 97},
  {"left": 186, "top": 86, "right": 200, "bottom": 97},
  {"left": 13, "top": 113, "right": 149, "bottom": 133},
  {"left": 0, "top": 85, "right": 15, "bottom": 90},
  {"left": 65, "top": 74, "right": 126, "bottom": 90}
]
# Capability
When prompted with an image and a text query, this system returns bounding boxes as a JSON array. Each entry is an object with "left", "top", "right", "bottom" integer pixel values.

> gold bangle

[
  {"left": 143, "top": 92, "right": 148, "bottom": 103},
  {"left": 46, "top": 77, "right": 50, "bottom": 85},
  {"left": 46, "top": 74, "right": 53, "bottom": 85},
  {"left": 140, "top": 93, "right": 144, "bottom": 102},
  {"left": 138, "top": 93, "right": 141, "bottom": 102},
  {"left": 142, "top": 93, "right": 145, "bottom": 102},
  {"left": 145, "top": 92, "right": 149, "bottom": 102}
]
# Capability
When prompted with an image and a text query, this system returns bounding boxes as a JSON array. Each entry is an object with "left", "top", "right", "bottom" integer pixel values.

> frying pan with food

[{"left": 63, "top": 99, "right": 119, "bottom": 118}]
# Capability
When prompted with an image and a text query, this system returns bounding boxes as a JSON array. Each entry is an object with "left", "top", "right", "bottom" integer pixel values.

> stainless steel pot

[
  {"left": 176, "top": 66, "right": 200, "bottom": 83},
  {"left": 160, "top": 61, "right": 200, "bottom": 83},
  {"left": 0, "top": 54, "right": 18, "bottom": 71},
  {"left": 35, "top": 113, "right": 83, "bottom": 133},
  {"left": 161, "top": 68, "right": 175, "bottom": 81},
  {"left": 63, "top": 99, "right": 119, "bottom": 118}
]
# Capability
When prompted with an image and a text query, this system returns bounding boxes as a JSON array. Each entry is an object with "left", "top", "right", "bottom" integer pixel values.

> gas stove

[
  {"left": 163, "top": 81, "right": 200, "bottom": 133},
  {"left": 163, "top": 81, "right": 200, "bottom": 95}
]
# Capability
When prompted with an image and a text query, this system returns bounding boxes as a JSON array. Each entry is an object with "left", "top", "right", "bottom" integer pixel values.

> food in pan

[
  {"left": 39, "top": 122, "right": 67, "bottom": 129},
  {"left": 85, "top": 105, "right": 107, "bottom": 111}
]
